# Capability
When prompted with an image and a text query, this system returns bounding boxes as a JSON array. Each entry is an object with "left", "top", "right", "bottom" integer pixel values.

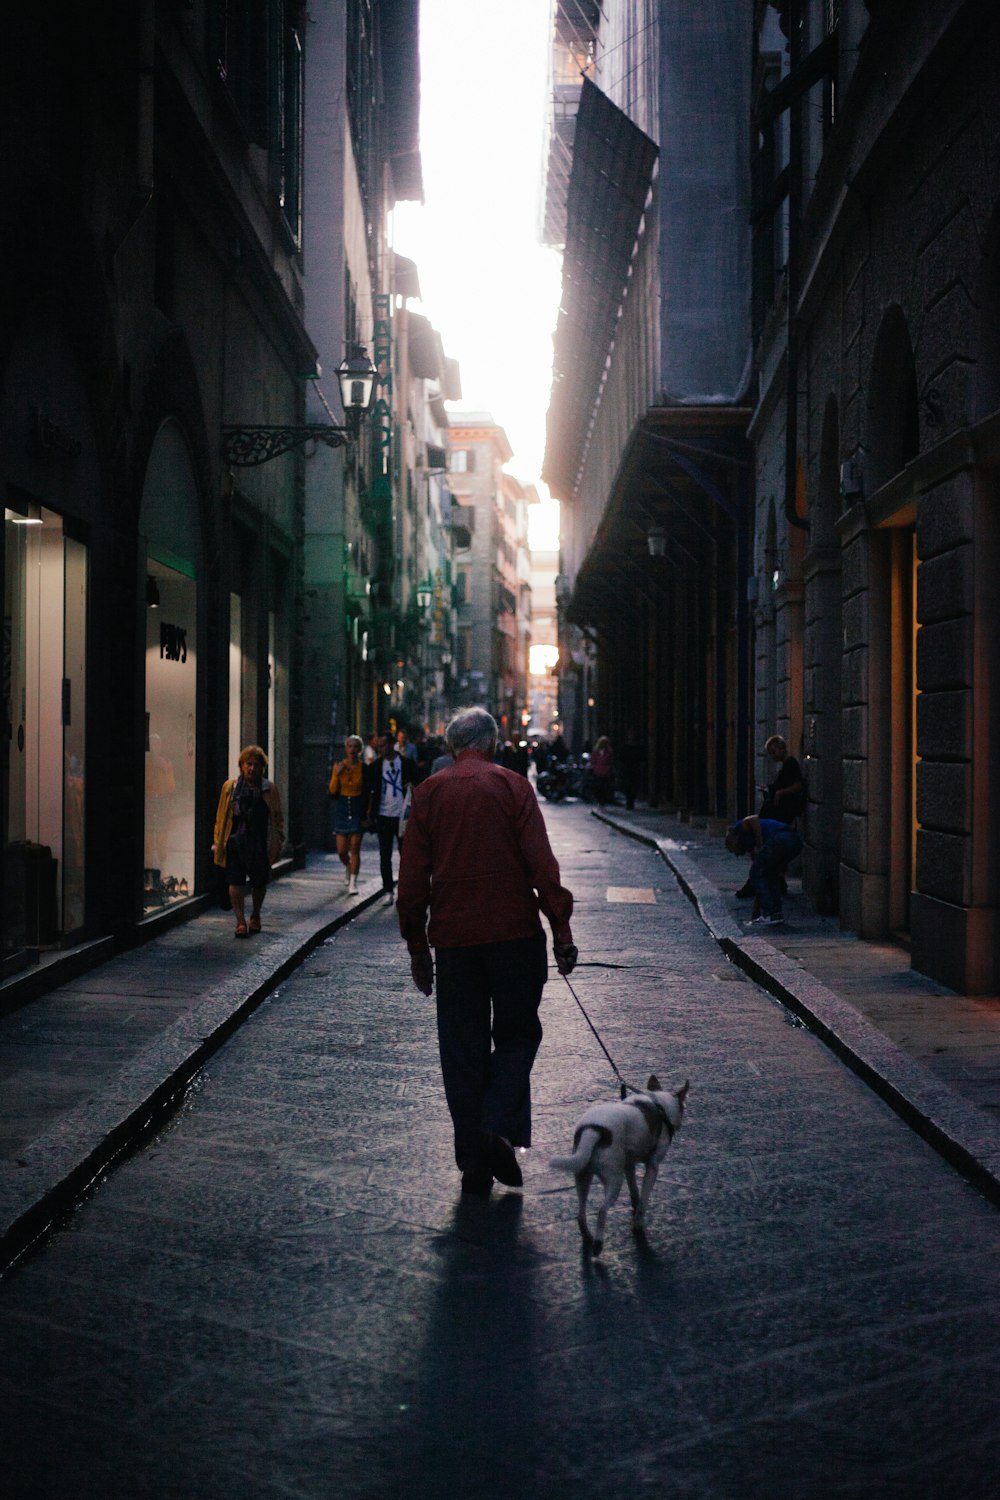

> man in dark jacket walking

[
  {"left": 364, "top": 732, "right": 418, "bottom": 897},
  {"left": 397, "top": 707, "right": 577, "bottom": 1194}
]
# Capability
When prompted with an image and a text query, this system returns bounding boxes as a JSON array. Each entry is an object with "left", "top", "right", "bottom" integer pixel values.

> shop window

[
  {"left": 268, "top": 561, "right": 290, "bottom": 824},
  {"left": 144, "top": 559, "right": 196, "bottom": 913},
  {"left": 140, "top": 420, "right": 202, "bottom": 917},
  {"left": 3, "top": 505, "right": 87, "bottom": 971},
  {"left": 229, "top": 592, "right": 242, "bottom": 775}
]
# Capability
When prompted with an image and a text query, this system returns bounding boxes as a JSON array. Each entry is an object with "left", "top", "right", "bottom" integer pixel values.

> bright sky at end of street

[{"left": 390, "top": 0, "right": 562, "bottom": 552}]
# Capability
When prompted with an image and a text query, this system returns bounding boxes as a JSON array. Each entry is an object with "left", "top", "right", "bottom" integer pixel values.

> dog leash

[{"left": 560, "top": 971, "right": 635, "bottom": 1100}]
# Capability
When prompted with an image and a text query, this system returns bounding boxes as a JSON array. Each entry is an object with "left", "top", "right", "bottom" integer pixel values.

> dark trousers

[
  {"left": 750, "top": 829, "right": 803, "bottom": 915},
  {"left": 376, "top": 815, "right": 401, "bottom": 891},
  {"left": 435, "top": 932, "right": 548, "bottom": 1171}
]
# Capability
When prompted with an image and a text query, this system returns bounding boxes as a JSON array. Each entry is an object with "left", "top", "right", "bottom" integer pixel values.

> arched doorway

[{"left": 866, "top": 308, "right": 919, "bottom": 936}]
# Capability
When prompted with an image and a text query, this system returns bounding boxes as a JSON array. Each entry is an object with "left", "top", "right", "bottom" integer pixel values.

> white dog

[{"left": 550, "top": 1077, "right": 689, "bottom": 1254}]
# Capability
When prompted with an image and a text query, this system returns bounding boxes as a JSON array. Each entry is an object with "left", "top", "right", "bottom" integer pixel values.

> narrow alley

[{"left": 3, "top": 806, "right": 998, "bottom": 1499}]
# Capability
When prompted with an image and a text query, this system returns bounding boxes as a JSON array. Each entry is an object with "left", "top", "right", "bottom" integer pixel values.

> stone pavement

[
  {"left": 3, "top": 803, "right": 1000, "bottom": 1498},
  {"left": 3, "top": 794, "right": 1000, "bottom": 1282},
  {"left": 0, "top": 856, "right": 388, "bottom": 1273},
  {"left": 593, "top": 805, "right": 1000, "bottom": 1205}
]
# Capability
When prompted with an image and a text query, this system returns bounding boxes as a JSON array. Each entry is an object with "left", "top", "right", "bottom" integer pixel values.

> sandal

[
  {"left": 248, "top": 915, "right": 261, "bottom": 934},
  {"left": 234, "top": 921, "right": 248, "bottom": 938}
]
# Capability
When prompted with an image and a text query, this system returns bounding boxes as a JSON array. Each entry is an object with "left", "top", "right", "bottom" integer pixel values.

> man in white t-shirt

[{"left": 365, "top": 732, "right": 417, "bottom": 897}]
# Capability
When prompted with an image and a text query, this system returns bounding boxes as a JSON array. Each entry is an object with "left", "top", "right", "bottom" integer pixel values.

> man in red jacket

[{"left": 397, "top": 706, "right": 577, "bottom": 1194}]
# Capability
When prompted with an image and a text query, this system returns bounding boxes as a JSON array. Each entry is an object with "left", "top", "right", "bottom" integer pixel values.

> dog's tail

[{"left": 549, "top": 1123, "right": 610, "bottom": 1174}]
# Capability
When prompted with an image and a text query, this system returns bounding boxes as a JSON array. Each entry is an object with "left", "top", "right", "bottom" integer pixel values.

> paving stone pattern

[{"left": 2, "top": 806, "right": 999, "bottom": 1498}]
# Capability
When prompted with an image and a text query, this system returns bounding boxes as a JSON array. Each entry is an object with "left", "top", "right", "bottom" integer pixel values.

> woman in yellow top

[{"left": 329, "top": 734, "right": 366, "bottom": 894}]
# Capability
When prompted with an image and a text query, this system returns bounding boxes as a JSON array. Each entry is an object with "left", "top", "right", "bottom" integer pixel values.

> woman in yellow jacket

[
  {"left": 329, "top": 733, "right": 366, "bottom": 894},
  {"left": 213, "top": 745, "right": 285, "bottom": 937}
]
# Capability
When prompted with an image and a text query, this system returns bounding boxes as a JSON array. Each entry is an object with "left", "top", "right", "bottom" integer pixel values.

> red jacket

[{"left": 396, "top": 751, "right": 574, "bottom": 954}]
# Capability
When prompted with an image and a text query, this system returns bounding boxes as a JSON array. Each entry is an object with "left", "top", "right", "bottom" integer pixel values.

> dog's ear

[
  {"left": 646, "top": 1074, "right": 660, "bottom": 1092},
  {"left": 675, "top": 1080, "right": 690, "bottom": 1104}
]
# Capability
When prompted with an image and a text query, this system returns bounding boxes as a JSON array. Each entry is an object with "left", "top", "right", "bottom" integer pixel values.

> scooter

[{"left": 538, "top": 761, "right": 572, "bottom": 801}]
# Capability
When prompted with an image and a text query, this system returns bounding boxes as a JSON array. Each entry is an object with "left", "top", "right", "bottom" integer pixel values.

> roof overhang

[{"left": 566, "top": 405, "right": 753, "bottom": 628}]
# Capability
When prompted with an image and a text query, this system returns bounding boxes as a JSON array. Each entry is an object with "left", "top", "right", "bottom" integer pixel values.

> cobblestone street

[{"left": 3, "top": 804, "right": 999, "bottom": 1498}]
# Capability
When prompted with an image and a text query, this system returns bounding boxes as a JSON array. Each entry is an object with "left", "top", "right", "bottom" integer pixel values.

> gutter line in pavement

[{"left": 593, "top": 809, "right": 1000, "bottom": 1208}]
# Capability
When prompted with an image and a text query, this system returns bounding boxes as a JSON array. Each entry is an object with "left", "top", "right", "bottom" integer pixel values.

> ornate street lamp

[
  {"left": 416, "top": 575, "right": 434, "bottom": 609},
  {"left": 221, "top": 342, "right": 379, "bottom": 467},
  {"left": 336, "top": 343, "right": 379, "bottom": 428}
]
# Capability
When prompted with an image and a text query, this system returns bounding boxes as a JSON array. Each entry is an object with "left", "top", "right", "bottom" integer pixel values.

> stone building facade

[
  {"left": 0, "top": 0, "right": 426, "bottom": 998},
  {"left": 448, "top": 415, "right": 531, "bottom": 737},
  {"left": 750, "top": 0, "right": 1000, "bottom": 993},
  {"left": 0, "top": 1, "right": 316, "bottom": 998},
  {"left": 541, "top": 0, "right": 753, "bottom": 812}
]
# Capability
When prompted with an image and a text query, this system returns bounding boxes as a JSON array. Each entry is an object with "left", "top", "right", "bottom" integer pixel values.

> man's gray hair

[{"left": 445, "top": 706, "right": 498, "bottom": 754}]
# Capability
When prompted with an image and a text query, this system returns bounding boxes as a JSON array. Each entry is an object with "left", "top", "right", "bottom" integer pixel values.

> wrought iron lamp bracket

[{"left": 221, "top": 424, "right": 353, "bottom": 467}]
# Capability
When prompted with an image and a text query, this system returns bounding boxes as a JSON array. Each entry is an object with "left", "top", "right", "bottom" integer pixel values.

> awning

[
  {"left": 543, "top": 79, "right": 658, "bottom": 502},
  {"left": 392, "top": 253, "right": 422, "bottom": 301},
  {"left": 442, "top": 357, "right": 462, "bottom": 402},
  {"left": 407, "top": 313, "right": 443, "bottom": 381},
  {"left": 382, "top": 0, "right": 423, "bottom": 202}
]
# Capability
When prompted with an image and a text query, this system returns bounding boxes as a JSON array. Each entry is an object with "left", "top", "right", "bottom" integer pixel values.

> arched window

[{"left": 866, "top": 307, "right": 918, "bottom": 493}]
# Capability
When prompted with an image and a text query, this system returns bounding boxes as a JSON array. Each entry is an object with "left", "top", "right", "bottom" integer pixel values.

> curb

[
  {"left": 593, "top": 809, "right": 1000, "bottom": 1206},
  {"left": 0, "top": 886, "right": 385, "bottom": 1276}
]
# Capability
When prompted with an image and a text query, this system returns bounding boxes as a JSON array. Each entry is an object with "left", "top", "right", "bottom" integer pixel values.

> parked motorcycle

[
  {"left": 538, "top": 756, "right": 597, "bottom": 803},
  {"left": 537, "top": 761, "right": 571, "bottom": 801}
]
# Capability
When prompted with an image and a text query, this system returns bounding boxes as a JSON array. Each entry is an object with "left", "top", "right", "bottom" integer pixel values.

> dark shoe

[
  {"left": 486, "top": 1133, "right": 523, "bottom": 1188},
  {"left": 735, "top": 881, "right": 754, "bottom": 898},
  {"left": 461, "top": 1168, "right": 494, "bottom": 1195}
]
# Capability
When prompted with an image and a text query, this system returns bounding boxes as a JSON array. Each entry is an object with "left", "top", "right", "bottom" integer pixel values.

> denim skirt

[{"left": 334, "top": 795, "right": 362, "bottom": 835}]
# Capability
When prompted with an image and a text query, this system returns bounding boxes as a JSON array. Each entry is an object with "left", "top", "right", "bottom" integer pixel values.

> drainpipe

[
  {"left": 108, "top": 1, "right": 155, "bottom": 262},
  {"left": 784, "top": 0, "right": 809, "bottom": 538},
  {"left": 138, "top": 0, "right": 155, "bottom": 196}
]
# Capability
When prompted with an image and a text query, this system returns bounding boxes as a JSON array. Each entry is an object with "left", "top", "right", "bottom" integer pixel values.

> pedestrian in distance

[
  {"left": 365, "top": 730, "right": 418, "bottom": 899},
  {"left": 396, "top": 727, "right": 418, "bottom": 763},
  {"left": 328, "top": 734, "right": 366, "bottom": 895},
  {"left": 397, "top": 706, "right": 578, "bottom": 1195},
  {"left": 620, "top": 731, "right": 641, "bottom": 810},
  {"left": 430, "top": 738, "right": 453, "bottom": 775},
  {"left": 589, "top": 735, "right": 615, "bottom": 805},
  {"left": 212, "top": 745, "right": 285, "bottom": 938},
  {"left": 726, "top": 813, "right": 803, "bottom": 928}
]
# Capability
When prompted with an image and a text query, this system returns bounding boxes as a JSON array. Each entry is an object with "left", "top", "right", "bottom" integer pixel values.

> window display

[
  {"left": 2, "top": 505, "right": 87, "bottom": 968},
  {"left": 143, "top": 559, "right": 196, "bottom": 914},
  {"left": 140, "top": 420, "right": 201, "bottom": 918}
]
